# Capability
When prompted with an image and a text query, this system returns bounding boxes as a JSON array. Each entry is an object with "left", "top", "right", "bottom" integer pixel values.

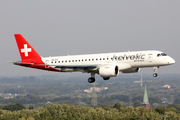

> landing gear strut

[
  {"left": 153, "top": 67, "right": 158, "bottom": 77},
  {"left": 88, "top": 73, "right": 95, "bottom": 83}
]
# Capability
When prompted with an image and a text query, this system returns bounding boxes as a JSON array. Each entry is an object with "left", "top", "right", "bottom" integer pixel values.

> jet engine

[
  {"left": 122, "top": 68, "right": 140, "bottom": 73},
  {"left": 99, "top": 65, "right": 119, "bottom": 78}
]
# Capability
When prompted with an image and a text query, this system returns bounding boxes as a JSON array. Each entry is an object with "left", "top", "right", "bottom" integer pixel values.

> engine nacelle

[
  {"left": 99, "top": 65, "right": 119, "bottom": 78},
  {"left": 122, "top": 68, "right": 140, "bottom": 73}
]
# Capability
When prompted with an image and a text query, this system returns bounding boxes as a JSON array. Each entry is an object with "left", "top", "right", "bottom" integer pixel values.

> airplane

[{"left": 11, "top": 34, "right": 175, "bottom": 83}]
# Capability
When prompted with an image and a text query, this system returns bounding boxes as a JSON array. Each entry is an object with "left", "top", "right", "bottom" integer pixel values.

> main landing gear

[
  {"left": 103, "top": 77, "right": 110, "bottom": 80},
  {"left": 88, "top": 77, "right": 95, "bottom": 83},
  {"left": 88, "top": 73, "right": 95, "bottom": 83},
  {"left": 153, "top": 67, "right": 159, "bottom": 77}
]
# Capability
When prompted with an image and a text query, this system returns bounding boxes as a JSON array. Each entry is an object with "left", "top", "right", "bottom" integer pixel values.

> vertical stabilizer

[{"left": 14, "top": 34, "right": 41, "bottom": 62}]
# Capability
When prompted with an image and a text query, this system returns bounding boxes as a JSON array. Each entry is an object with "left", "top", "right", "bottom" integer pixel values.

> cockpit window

[
  {"left": 161, "top": 53, "right": 167, "bottom": 56},
  {"left": 157, "top": 53, "right": 167, "bottom": 57}
]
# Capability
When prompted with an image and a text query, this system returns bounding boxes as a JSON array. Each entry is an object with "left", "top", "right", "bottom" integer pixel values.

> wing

[
  {"left": 50, "top": 64, "right": 100, "bottom": 73},
  {"left": 50, "top": 63, "right": 132, "bottom": 73},
  {"left": 53, "top": 64, "right": 98, "bottom": 68}
]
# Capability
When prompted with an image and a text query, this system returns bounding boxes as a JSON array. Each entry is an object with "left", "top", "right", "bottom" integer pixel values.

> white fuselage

[{"left": 42, "top": 50, "right": 175, "bottom": 73}]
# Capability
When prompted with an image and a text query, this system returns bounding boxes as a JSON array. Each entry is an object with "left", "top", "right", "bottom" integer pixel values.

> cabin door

[
  {"left": 45, "top": 60, "right": 49, "bottom": 68},
  {"left": 148, "top": 54, "right": 153, "bottom": 62}
]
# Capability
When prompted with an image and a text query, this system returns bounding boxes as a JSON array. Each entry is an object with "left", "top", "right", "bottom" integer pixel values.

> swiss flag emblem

[{"left": 21, "top": 44, "right": 32, "bottom": 57}]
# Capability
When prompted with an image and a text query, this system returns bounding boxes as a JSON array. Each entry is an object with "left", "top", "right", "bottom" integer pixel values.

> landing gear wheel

[
  {"left": 153, "top": 73, "right": 158, "bottom": 77},
  {"left": 88, "top": 77, "right": 95, "bottom": 83},
  {"left": 103, "top": 77, "right": 110, "bottom": 80}
]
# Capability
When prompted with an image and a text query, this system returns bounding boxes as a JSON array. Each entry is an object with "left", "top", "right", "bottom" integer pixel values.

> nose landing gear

[
  {"left": 153, "top": 67, "right": 159, "bottom": 77},
  {"left": 153, "top": 73, "right": 158, "bottom": 77}
]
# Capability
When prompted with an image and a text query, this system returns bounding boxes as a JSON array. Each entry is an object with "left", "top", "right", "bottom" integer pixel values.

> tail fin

[{"left": 14, "top": 34, "right": 41, "bottom": 61}]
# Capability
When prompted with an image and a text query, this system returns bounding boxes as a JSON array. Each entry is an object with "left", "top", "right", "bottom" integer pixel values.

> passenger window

[
  {"left": 62, "top": 61, "right": 63, "bottom": 63},
  {"left": 72, "top": 60, "right": 74, "bottom": 62},
  {"left": 115, "top": 57, "right": 117, "bottom": 60},
  {"left": 96, "top": 58, "right": 98, "bottom": 60},
  {"left": 103, "top": 58, "right": 105, "bottom": 60},
  {"left": 58, "top": 61, "right": 60, "bottom": 63}
]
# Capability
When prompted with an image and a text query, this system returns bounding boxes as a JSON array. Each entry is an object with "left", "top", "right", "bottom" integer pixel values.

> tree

[
  {"left": 132, "top": 95, "right": 143, "bottom": 103},
  {"left": 133, "top": 100, "right": 142, "bottom": 107},
  {"left": 174, "top": 97, "right": 180, "bottom": 104},
  {"left": 167, "top": 104, "right": 180, "bottom": 111},
  {"left": 113, "top": 103, "right": 124, "bottom": 111},
  {"left": 155, "top": 107, "right": 166, "bottom": 115},
  {"left": 149, "top": 96, "right": 162, "bottom": 104},
  {"left": 152, "top": 103, "right": 159, "bottom": 107},
  {"left": 28, "top": 106, "right": 34, "bottom": 110},
  {"left": 3, "top": 103, "right": 26, "bottom": 112}
]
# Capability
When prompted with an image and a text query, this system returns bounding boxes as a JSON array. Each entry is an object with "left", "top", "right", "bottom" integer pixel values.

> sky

[{"left": 0, "top": 0, "right": 179, "bottom": 77}]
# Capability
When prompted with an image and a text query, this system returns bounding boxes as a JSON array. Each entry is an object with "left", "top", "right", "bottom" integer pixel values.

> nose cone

[{"left": 168, "top": 57, "right": 175, "bottom": 65}]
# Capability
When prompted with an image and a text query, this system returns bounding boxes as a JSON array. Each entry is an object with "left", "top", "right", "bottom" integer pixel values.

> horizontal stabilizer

[{"left": 7, "top": 61, "right": 33, "bottom": 65}]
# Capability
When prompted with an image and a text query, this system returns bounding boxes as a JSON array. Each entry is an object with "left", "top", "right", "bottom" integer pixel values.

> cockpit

[{"left": 157, "top": 53, "right": 167, "bottom": 57}]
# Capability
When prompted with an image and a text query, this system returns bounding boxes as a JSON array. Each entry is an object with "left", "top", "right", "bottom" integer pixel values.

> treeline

[
  {"left": 0, "top": 103, "right": 180, "bottom": 120},
  {"left": 0, "top": 93, "right": 163, "bottom": 107},
  {"left": 0, "top": 94, "right": 47, "bottom": 105},
  {"left": 1, "top": 76, "right": 180, "bottom": 107}
]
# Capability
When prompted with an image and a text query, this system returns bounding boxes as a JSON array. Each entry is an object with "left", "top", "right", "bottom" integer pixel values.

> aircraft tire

[
  {"left": 88, "top": 77, "right": 95, "bottom": 83},
  {"left": 153, "top": 73, "right": 158, "bottom": 77},
  {"left": 103, "top": 77, "right": 110, "bottom": 80}
]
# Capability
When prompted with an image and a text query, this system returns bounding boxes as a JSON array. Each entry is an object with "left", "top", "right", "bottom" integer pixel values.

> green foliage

[
  {"left": 167, "top": 104, "right": 180, "bottom": 111},
  {"left": 174, "top": 97, "right": 180, "bottom": 104},
  {"left": 113, "top": 103, "right": 125, "bottom": 112},
  {"left": 28, "top": 106, "right": 34, "bottom": 110},
  {"left": 149, "top": 95, "right": 162, "bottom": 105},
  {"left": 0, "top": 103, "right": 179, "bottom": 119},
  {"left": 3, "top": 103, "right": 26, "bottom": 112},
  {"left": 133, "top": 100, "right": 142, "bottom": 107},
  {"left": 132, "top": 94, "right": 143, "bottom": 103},
  {"left": 155, "top": 106, "right": 166, "bottom": 114}
]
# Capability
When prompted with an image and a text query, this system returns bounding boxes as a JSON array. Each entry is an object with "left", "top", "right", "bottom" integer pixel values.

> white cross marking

[{"left": 21, "top": 44, "right": 32, "bottom": 57}]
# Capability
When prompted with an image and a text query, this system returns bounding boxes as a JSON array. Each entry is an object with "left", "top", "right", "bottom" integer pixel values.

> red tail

[{"left": 14, "top": 34, "right": 42, "bottom": 64}]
